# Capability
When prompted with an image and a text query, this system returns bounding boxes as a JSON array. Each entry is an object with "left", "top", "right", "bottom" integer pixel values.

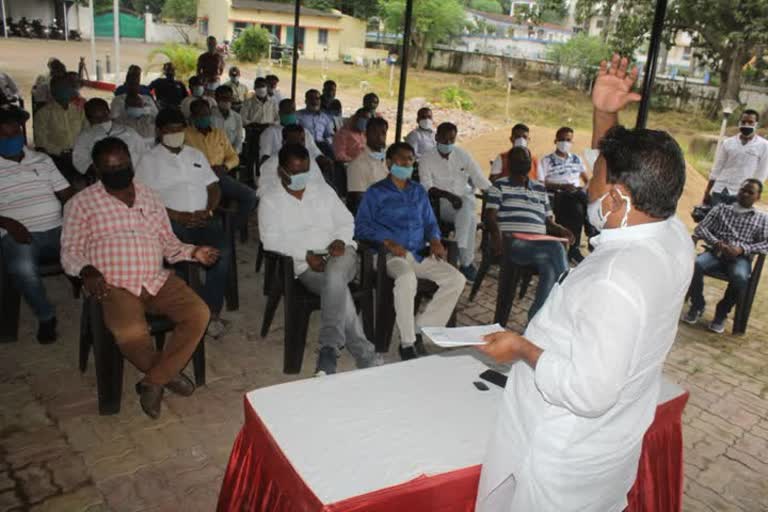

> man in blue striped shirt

[{"left": 485, "top": 147, "right": 573, "bottom": 320}]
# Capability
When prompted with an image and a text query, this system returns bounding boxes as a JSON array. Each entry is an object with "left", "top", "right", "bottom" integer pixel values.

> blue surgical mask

[
  {"left": 281, "top": 168, "right": 310, "bottom": 191},
  {"left": 390, "top": 164, "right": 413, "bottom": 180},
  {"left": 126, "top": 106, "right": 146, "bottom": 119},
  {"left": 369, "top": 150, "right": 385, "bottom": 161},
  {"left": 437, "top": 143, "right": 454, "bottom": 154},
  {"left": 280, "top": 113, "right": 297, "bottom": 126},
  {"left": 0, "top": 135, "right": 25, "bottom": 158},
  {"left": 194, "top": 116, "right": 212, "bottom": 129}
]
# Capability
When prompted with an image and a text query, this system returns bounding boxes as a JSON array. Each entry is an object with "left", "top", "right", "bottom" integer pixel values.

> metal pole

[
  {"left": 89, "top": 0, "right": 96, "bottom": 77},
  {"left": 113, "top": 0, "right": 120, "bottom": 84},
  {"left": 394, "top": 0, "right": 414, "bottom": 141},
  {"left": 63, "top": 0, "right": 69, "bottom": 41},
  {"left": 635, "top": 0, "right": 668, "bottom": 129},
  {"left": 1, "top": 0, "right": 8, "bottom": 38},
  {"left": 290, "top": 0, "right": 300, "bottom": 101}
]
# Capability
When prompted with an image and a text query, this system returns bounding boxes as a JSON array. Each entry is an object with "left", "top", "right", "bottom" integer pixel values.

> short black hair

[
  {"left": 598, "top": 125, "right": 686, "bottom": 219},
  {"left": 417, "top": 107, "right": 432, "bottom": 117},
  {"left": 512, "top": 123, "right": 529, "bottom": 134},
  {"left": 367, "top": 117, "right": 388, "bottom": 133},
  {"left": 323, "top": 80, "right": 336, "bottom": 88},
  {"left": 278, "top": 143, "right": 309, "bottom": 168},
  {"left": 282, "top": 124, "right": 304, "bottom": 138},
  {"left": 155, "top": 107, "right": 186, "bottom": 128},
  {"left": 190, "top": 99, "right": 211, "bottom": 115},
  {"left": 265, "top": 74, "right": 278, "bottom": 82},
  {"left": 556, "top": 126, "right": 574, "bottom": 139},
  {"left": 189, "top": 75, "right": 202, "bottom": 86},
  {"left": 279, "top": 98, "right": 295, "bottom": 110},
  {"left": 254, "top": 77, "right": 267, "bottom": 86},
  {"left": 84, "top": 98, "right": 109, "bottom": 118},
  {"left": 743, "top": 178, "right": 763, "bottom": 194},
  {"left": 306, "top": 88, "right": 320, "bottom": 97},
  {"left": 329, "top": 99, "right": 342, "bottom": 111},
  {"left": 216, "top": 85, "right": 233, "bottom": 96},
  {"left": 507, "top": 146, "right": 531, "bottom": 176},
  {"left": 363, "top": 92, "right": 378, "bottom": 102},
  {"left": 436, "top": 122, "right": 457, "bottom": 137},
  {"left": 92, "top": 136, "right": 130, "bottom": 166},
  {"left": 742, "top": 109, "right": 760, "bottom": 122},
  {"left": 386, "top": 141, "right": 414, "bottom": 161},
  {"left": 0, "top": 106, "right": 30, "bottom": 125}
]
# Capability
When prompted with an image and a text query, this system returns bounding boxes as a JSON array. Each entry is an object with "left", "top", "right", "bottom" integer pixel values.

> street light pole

[
  {"left": 394, "top": 0, "right": 414, "bottom": 142},
  {"left": 635, "top": 0, "right": 668, "bottom": 129}
]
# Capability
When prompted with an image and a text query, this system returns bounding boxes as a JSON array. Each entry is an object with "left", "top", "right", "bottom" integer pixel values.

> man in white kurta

[{"left": 476, "top": 55, "right": 694, "bottom": 512}]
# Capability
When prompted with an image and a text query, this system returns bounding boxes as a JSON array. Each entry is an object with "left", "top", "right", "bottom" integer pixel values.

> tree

[
  {"left": 380, "top": 0, "right": 466, "bottom": 70},
  {"left": 149, "top": 44, "right": 198, "bottom": 80},
  {"left": 305, "top": 0, "right": 336, "bottom": 11},
  {"left": 231, "top": 27, "right": 271, "bottom": 63},
  {"left": 575, "top": 0, "right": 623, "bottom": 41},
  {"left": 535, "top": 0, "right": 568, "bottom": 24},
  {"left": 161, "top": 0, "right": 197, "bottom": 24},
  {"left": 469, "top": 0, "right": 503, "bottom": 14},
  {"left": 547, "top": 33, "right": 612, "bottom": 85}
]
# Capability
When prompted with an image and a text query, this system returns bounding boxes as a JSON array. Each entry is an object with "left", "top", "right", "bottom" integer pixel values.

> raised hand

[{"left": 592, "top": 54, "right": 642, "bottom": 114}]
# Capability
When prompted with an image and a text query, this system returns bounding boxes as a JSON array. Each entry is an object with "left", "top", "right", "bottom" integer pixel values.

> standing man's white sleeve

[{"left": 465, "top": 151, "right": 492, "bottom": 190}]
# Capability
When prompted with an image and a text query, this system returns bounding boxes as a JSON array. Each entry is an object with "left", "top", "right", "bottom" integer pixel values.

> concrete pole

[
  {"left": 1, "top": 0, "right": 8, "bottom": 38},
  {"left": 63, "top": 1, "right": 69, "bottom": 41},
  {"left": 89, "top": 0, "right": 97, "bottom": 77},
  {"left": 113, "top": 0, "right": 120, "bottom": 84}
]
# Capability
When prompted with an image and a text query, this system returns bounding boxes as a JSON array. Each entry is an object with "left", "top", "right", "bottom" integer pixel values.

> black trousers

[{"left": 552, "top": 189, "right": 593, "bottom": 254}]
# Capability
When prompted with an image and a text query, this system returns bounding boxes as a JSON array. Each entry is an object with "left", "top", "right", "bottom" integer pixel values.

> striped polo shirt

[
  {"left": 0, "top": 149, "right": 69, "bottom": 233},
  {"left": 538, "top": 151, "right": 587, "bottom": 187},
  {"left": 486, "top": 177, "right": 551, "bottom": 234}
]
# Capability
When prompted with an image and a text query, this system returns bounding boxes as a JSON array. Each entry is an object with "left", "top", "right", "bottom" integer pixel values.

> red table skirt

[{"left": 217, "top": 392, "right": 689, "bottom": 512}]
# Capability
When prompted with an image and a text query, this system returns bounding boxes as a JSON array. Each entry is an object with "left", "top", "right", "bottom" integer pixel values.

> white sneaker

[{"left": 708, "top": 319, "right": 726, "bottom": 334}]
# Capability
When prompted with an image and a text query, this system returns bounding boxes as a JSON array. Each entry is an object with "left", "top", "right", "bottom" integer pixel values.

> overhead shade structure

[
  {"left": 636, "top": 0, "right": 668, "bottom": 129},
  {"left": 290, "top": 0, "right": 300, "bottom": 101},
  {"left": 394, "top": 0, "right": 414, "bottom": 141}
]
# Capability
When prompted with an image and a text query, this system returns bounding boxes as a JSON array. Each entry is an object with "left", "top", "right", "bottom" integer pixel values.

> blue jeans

[
  {"left": 171, "top": 218, "right": 231, "bottom": 314},
  {"left": 1, "top": 227, "right": 61, "bottom": 321},
  {"left": 688, "top": 251, "right": 751, "bottom": 320},
  {"left": 503, "top": 238, "right": 568, "bottom": 320},
  {"left": 219, "top": 173, "right": 258, "bottom": 231}
]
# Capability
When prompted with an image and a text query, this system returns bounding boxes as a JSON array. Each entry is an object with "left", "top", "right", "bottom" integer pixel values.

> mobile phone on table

[{"left": 479, "top": 369, "right": 508, "bottom": 389}]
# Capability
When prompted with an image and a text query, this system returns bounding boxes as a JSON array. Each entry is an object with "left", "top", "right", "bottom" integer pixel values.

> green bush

[
  {"left": 149, "top": 44, "right": 199, "bottom": 81},
  {"left": 231, "top": 27, "right": 271, "bottom": 63},
  {"left": 440, "top": 86, "right": 474, "bottom": 111}
]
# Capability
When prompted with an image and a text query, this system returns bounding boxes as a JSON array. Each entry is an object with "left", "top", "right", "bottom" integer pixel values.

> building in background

[{"left": 196, "top": 0, "right": 367, "bottom": 62}]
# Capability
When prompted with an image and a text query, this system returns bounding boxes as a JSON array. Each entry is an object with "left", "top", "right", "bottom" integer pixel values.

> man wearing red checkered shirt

[{"left": 61, "top": 137, "right": 220, "bottom": 419}]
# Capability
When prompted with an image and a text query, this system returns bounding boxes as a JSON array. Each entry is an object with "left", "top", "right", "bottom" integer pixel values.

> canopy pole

[
  {"left": 89, "top": 0, "right": 97, "bottom": 77},
  {"left": 394, "top": 0, "right": 414, "bottom": 141},
  {"left": 113, "top": 0, "right": 120, "bottom": 84},
  {"left": 1, "top": 0, "right": 8, "bottom": 38},
  {"left": 635, "top": 0, "right": 668, "bottom": 129},
  {"left": 290, "top": 0, "right": 300, "bottom": 101},
  {"left": 63, "top": 0, "right": 69, "bottom": 41}
]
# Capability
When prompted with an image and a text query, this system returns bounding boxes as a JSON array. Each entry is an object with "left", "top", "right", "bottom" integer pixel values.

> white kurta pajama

[{"left": 476, "top": 216, "right": 694, "bottom": 512}]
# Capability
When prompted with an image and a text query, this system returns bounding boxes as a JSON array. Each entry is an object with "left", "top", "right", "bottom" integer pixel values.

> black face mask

[
  {"left": 740, "top": 125, "right": 756, "bottom": 137},
  {"left": 101, "top": 166, "right": 134, "bottom": 190}
]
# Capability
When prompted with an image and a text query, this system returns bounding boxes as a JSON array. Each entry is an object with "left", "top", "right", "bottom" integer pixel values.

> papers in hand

[{"left": 422, "top": 324, "right": 505, "bottom": 348}]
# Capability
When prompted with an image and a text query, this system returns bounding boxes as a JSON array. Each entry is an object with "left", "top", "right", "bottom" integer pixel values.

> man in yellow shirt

[{"left": 185, "top": 99, "right": 257, "bottom": 230}]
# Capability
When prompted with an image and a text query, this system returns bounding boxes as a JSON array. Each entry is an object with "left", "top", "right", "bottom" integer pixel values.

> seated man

[
  {"left": 115, "top": 92, "right": 157, "bottom": 142},
  {"left": 260, "top": 99, "right": 320, "bottom": 160},
  {"left": 184, "top": 100, "right": 257, "bottom": 231},
  {"left": 114, "top": 65, "right": 152, "bottom": 96},
  {"left": 135, "top": 108, "right": 232, "bottom": 338},
  {"left": 333, "top": 108, "right": 372, "bottom": 164},
  {"left": 181, "top": 76, "right": 216, "bottom": 119},
  {"left": 363, "top": 92, "right": 380, "bottom": 117},
  {"left": 259, "top": 124, "right": 326, "bottom": 191},
  {"left": 33, "top": 75, "right": 87, "bottom": 182},
  {"left": 297, "top": 89, "right": 335, "bottom": 159},
  {"left": 485, "top": 147, "right": 572, "bottom": 321},
  {"left": 326, "top": 99, "right": 344, "bottom": 133},
  {"left": 73, "top": 98, "right": 146, "bottom": 175},
  {"left": 241, "top": 77, "right": 279, "bottom": 129},
  {"left": 538, "top": 126, "right": 591, "bottom": 263},
  {"left": 259, "top": 143, "right": 378, "bottom": 375},
  {"left": 212, "top": 85, "right": 244, "bottom": 154},
  {"left": 320, "top": 80, "right": 337, "bottom": 111},
  {"left": 149, "top": 62, "right": 188, "bottom": 110},
  {"left": 347, "top": 117, "right": 389, "bottom": 198},
  {"left": 355, "top": 142, "right": 466, "bottom": 361},
  {"left": 0, "top": 107, "right": 74, "bottom": 343},
  {"left": 224, "top": 66, "right": 249, "bottom": 108},
  {"left": 405, "top": 107, "right": 436, "bottom": 160},
  {"left": 61, "top": 137, "right": 218, "bottom": 419},
  {"left": 490, "top": 123, "right": 538, "bottom": 182},
  {"left": 419, "top": 122, "right": 492, "bottom": 281},
  {"left": 684, "top": 179, "right": 768, "bottom": 333},
  {"left": 111, "top": 67, "right": 158, "bottom": 120},
  {"left": 265, "top": 74, "right": 283, "bottom": 103}
]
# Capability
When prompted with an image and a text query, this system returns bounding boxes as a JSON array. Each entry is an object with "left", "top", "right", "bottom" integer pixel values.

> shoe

[
  {"left": 682, "top": 307, "right": 703, "bottom": 325},
  {"left": 164, "top": 373, "right": 195, "bottom": 397},
  {"left": 569, "top": 250, "right": 585, "bottom": 264},
  {"left": 414, "top": 335, "right": 429, "bottom": 357},
  {"left": 206, "top": 318, "right": 227, "bottom": 338},
  {"left": 460, "top": 264, "right": 478, "bottom": 282},
  {"left": 135, "top": 381, "right": 164, "bottom": 419},
  {"left": 708, "top": 318, "right": 726, "bottom": 334},
  {"left": 372, "top": 353, "right": 385, "bottom": 367},
  {"left": 315, "top": 346, "right": 337, "bottom": 376},
  {"left": 398, "top": 344, "right": 418, "bottom": 361},
  {"left": 36, "top": 317, "right": 57, "bottom": 344}
]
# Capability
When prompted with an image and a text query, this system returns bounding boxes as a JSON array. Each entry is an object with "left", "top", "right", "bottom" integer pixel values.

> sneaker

[
  {"left": 414, "top": 335, "right": 429, "bottom": 357},
  {"left": 315, "top": 346, "right": 337, "bottom": 376},
  {"left": 460, "top": 264, "right": 478, "bottom": 282},
  {"left": 398, "top": 344, "right": 418, "bottom": 361},
  {"left": 206, "top": 318, "right": 227, "bottom": 338},
  {"left": 682, "top": 307, "right": 703, "bottom": 325},
  {"left": 36, "top": 317, "right": 57, "bottom": 344},
  {"left": 708, "top": 318, "right": 726, "bottom": 334},
  {"left": 372, "top": 353, "right": 385, "bottom": 367}
]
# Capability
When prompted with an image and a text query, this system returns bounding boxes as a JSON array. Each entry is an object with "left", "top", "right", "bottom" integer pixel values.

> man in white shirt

[
  {"left": 135, "top": 108, "right": 231, "bottom": 338},
  {"left": 265, "top": 74, "right": 284, "bottom": 104},
  {"left": 115, "top": 93, "right": 157, "bottom": 143},
  {"left": 111, "top": 73, "right": 158, "bottom": 121},
  {"left": 475, "top": 55, "right": 694, "bottom": 512},
  {"left": 212, "top": 85, "right": 244, "bottom": 154},
  {"left": 259, "top": 99, "right": 322, "bottom": 164},
  {"left": 419, "top": 122, "right": 492, "bottom": 280},
  {"left": 258, "top": 143, "right": 378, "bottom": 376},
  {"left": 347, "top": 117, "right": 389, "bottom": 198},
  {"left": 405, "top": 107, "right": 436, "bottom": 160},
  {"left": 538, "top": 126, "right": 591, "bottom": 262},
  {"left": 0, "top": 107, "right": 74, "bottom": 343},
  {"left": 703, "top": 109, "right": 768, "bottom": 206},
  {"left": 258, "top": 125, "right": 325, "bottom": 192},
  {"left": 241, "top": 77, "right": 279, "bottom": 128},
  {"left": 73, "top": 99, "right": 147, "bottom": 175},
  {"left": 181, "top": 76, "right": 217, "bottom": 120}
]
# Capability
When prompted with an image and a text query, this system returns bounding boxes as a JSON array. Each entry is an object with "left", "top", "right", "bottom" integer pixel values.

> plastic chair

[{"left": 701, "top": 252, "right": 765, "bottom": 335}]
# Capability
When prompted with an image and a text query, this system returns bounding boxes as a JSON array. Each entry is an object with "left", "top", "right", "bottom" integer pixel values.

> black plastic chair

[
  {"left": 494, "top": 254, "right": 537, "bottom": 328},
  {"left": 701, "top": 252, "right": 765, "bottom": 335},
  {"left": 259, "top": 249, "right": 375, "bottom": 374}
]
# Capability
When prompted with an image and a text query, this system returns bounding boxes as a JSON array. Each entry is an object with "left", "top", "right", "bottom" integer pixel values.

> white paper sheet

[{"left": 421, "top": 324, "right": 506, "bottom": 347}]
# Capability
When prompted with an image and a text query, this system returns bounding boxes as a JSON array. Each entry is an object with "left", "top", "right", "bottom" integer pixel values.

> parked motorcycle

[
  {"left": 68, "top": 29, "right": 82, "bottom": 41},
  {"left": 48, "top": 19, "right": 64, "bottom": 40},
  {"left": 15, "top": 17, "right": 33, "bottom": 38},
  {"left": 31, "top": 19, "right": 49, "bottom": 39}
]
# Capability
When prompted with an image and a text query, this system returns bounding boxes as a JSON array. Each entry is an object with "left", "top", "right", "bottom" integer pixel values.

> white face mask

[
  {"left": 556, "top": 140, "right": 572, "bottom": 154},
  {"left": 418, "top": 119, "right": 433, "bottom": 130},
  {"left": 587, "top": 189, "right": 632, "bottom": 231},
  {"left": 255, "top": 87, "right": 268, "bottom": 98},
  {"left": 513, "top": 137, "right": 528, "bottom": 148},
  {"left": 162, "top": 131, "right": 185, "bottom": 149}
]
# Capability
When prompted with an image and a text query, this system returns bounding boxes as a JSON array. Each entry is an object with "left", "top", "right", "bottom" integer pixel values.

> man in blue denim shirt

[{"left": 355, "top": 142, "right": 466, "bottom": 360}]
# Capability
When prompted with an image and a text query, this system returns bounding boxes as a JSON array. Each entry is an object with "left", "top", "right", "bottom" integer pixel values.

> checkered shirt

[
  {"left": 61, "top": 181, "right": 196, "bottom": 296},
  {"left": 694, "top": 204, "right": 768, "bottom": 256}
]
